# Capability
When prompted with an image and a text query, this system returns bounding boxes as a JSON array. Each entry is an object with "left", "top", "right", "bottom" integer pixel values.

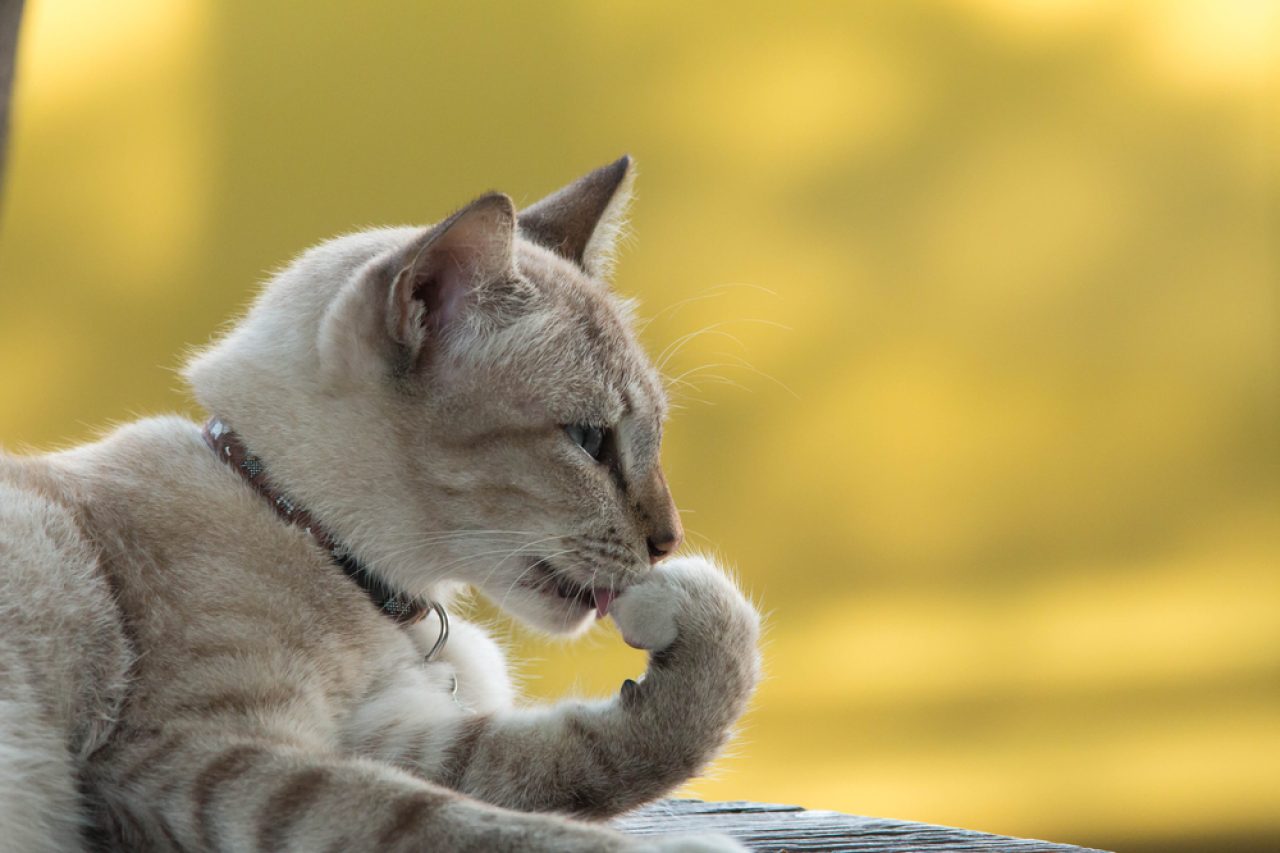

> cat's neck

[{"left": 201, "top": 416, "right": 435, "bottom": 627}]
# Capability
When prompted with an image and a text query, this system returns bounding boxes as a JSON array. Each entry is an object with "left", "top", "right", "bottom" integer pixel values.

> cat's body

[{"left": 0, "top": 159, "right": 761, "bottom": 851}]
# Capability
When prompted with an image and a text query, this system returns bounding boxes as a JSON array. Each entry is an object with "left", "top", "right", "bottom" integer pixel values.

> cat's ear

[
  {"left": 518, "top": 155, "right": 634, "bottom": 279},
  {"left": 388, "top": 191, "right": 516, "bottom": 357}
]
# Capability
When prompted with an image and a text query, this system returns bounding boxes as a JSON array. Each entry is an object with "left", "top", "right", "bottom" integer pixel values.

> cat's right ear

[
  {"left": 319, "top": 193, "right": 516, "bottom": 387},
  {"left": 518, "top": 155, "right": 634, "bottom": 280}
]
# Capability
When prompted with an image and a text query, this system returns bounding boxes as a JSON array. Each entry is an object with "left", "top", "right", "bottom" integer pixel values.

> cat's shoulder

[
  {"left": 35, "top": 416, "right": 249, "bottom": 527},
  {"left": 2, "top": 417, "right": 194, "bottom": 498},
  {"left": 47, "top": 415, "right": 206, "bottom": 470}
]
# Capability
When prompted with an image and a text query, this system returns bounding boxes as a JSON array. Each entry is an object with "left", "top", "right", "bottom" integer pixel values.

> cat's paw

[
  {"left": 611, "top": 555, "right": 758, "bottom": 654},
  {"left": 610, "top": 569, "right": 681, "bottom": 651},
  {"left": 633, "top": 832, "right": 748, "bottom": 852},
  {"left": 608, "top": 558, "right": 760, "bottom": 790}
]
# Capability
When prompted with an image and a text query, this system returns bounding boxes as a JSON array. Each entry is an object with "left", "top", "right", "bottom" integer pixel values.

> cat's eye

[{"left": 565, "top": 424, "right": 608, "bottom": 462}]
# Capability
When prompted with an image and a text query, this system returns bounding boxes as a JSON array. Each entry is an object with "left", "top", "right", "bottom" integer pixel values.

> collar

[{"left": 202, "top": 418, "right": 448, "bottom": 658}]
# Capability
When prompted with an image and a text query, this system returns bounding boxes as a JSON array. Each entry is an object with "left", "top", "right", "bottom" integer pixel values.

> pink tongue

[{"left": 593, "top": 588, "right": 616, "bottom": 619}]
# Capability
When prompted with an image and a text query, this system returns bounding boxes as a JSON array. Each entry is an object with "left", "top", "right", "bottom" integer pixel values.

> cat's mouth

[{"left": 521, "top": 558, "right": 618, "bottom": 618}]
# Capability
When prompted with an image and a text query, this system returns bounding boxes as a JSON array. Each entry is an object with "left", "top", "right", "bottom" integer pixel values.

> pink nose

[{"left": 646, "top": 530, "right": 682, "bottom": 564}]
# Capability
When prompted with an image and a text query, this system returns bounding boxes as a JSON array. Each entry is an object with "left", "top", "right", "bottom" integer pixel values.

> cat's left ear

[
  {"left": 319, "top": 194, "right": 515, "bottom": 388},
  {"left": 388, "top": 192, "right": 516, "bottom": 357},
  {"left": 518, "top": 155, "right": 634, "bottom": 279}
]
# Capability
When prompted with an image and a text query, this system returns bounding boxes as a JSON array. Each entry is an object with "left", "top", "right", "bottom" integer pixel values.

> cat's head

[{"left": 185, "top": 157, "right": 682, "bottom": 634}]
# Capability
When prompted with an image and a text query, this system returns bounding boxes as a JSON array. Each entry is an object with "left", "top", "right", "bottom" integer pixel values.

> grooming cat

[{"left": 0, "top": 157, "right": 761, "bottom": 851}]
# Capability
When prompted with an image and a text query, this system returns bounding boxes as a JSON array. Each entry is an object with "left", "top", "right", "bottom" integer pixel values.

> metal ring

[{"left": 423, "top": 601, "right": 450, "bottom": 662}]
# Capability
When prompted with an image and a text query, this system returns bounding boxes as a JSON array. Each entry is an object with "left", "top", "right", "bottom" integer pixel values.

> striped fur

[{"left": 0, "top": 161, "right": 760, "bottom": 850}]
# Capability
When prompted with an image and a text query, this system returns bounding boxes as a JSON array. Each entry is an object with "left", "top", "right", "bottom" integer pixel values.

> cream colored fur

[{"left": 0, "top": 159, "right": 761, "bottom": 851}]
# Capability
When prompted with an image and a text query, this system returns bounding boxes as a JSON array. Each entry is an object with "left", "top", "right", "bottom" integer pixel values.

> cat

[{"left": 0, "top": 156, "right": 762, "bottom": 852}]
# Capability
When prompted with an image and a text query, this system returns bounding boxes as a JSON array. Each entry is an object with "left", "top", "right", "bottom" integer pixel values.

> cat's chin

[
  {"left": 476, "top": 562, "right": 614, "bottom": 636},
  {"left": 485, "top": 585, "right": 599, "bottom": 636}
]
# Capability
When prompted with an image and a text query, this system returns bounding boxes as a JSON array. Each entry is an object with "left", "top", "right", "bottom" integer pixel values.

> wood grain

[{"left": 616, "top": 799, "right": 1112, "bottom": 853}]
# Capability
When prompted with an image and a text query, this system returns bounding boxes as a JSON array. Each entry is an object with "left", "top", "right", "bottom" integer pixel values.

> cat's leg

[
  {"left": 0, "top": 483, "right": 131, "bottom": 852},
  {"left": 91, "top": 728, "right": 739, "bottom": 851},
  {"left": 424, "top": 555, "right": 761, "bottom": 818}
]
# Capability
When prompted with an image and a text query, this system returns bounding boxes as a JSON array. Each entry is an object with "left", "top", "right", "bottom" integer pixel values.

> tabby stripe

[
  {"left": 435, "top": 715, "right": 491, "bottom": 790},
  {"left": 156, "top": 816, "right": 185, "bottom": 852},
  {"left": 193, "top": 745, "right": 266, "bottom": 850},
  {"left": 255, "top": 766, "right": 329, "bottom": 851},
  {"left": 376, "top": 792, "right": 450, "bottom": 847}
]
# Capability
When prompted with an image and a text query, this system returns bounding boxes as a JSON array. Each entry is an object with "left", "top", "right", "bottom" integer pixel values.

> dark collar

[{"left": 202, "top": 417, "right": 436, "bottom": 630}]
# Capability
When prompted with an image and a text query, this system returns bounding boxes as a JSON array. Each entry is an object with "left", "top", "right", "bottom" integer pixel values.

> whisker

[
  {"left": 471, "top": 536, "right": 568, "bottom": 590},
  {"left": 429, "top": 534, "right": 567, "bottom": 581},
  {"left": 635, "top": 282, "right": 781, "bottom": 332},
  {"left": 716, "top": 352, "right": 801, "bottom": 400},
  {"left": 496, "top": 547, "right": 582, "bottom": 612},
  {"left": 656, "top": 318, "right": 791, "bottom": 373}
]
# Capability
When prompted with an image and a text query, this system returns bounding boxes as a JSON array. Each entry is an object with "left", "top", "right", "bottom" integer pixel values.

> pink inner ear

[
  {"left": 397, "top": 192, "right": 515, "bottom": 346},
  {"left": 413, "top": 251, "right": 471, "bottom": 331}
]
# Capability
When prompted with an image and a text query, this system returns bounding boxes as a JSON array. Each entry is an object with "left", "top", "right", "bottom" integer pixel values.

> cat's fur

[{"left": 0, "top": 157, "right": 761, "bottom": 851}]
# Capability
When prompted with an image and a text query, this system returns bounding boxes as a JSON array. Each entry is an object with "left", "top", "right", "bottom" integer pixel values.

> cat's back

[
  {"left": 0, "top": 415, "right": 293, "bottom": 745},
  {"left": 1, "top": 415, "right": 224, "bottom": 595},
  {"left": 0, "top": 418, "right": 220, "bottom": 846},
  {"left": 0, "top": 414, "right": 389, "bottom": 752}
]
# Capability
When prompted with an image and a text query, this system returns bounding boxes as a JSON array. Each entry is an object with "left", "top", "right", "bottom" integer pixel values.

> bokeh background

[{"left": 1, "top": 1, "right": 1276, "bottom": 850}]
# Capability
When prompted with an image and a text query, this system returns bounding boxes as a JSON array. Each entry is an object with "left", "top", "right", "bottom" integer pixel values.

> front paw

[
  {"left": 608, "top": 558, "right": 761, "bottom": 792},
  {"left": 610, "top": 569, "right": 681, "bottom": 651},
  {"left": 611, "top": 556, "right": 760, "bottom": 657}
]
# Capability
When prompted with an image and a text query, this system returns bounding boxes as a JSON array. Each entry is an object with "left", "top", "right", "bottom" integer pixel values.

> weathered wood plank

[{"left": 616, "top": 800, "right": 1111, "bottom": 852}]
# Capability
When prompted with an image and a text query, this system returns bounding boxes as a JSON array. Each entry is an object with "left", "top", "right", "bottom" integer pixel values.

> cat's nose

[
  {"left": 636, "top": 466, "right": 682, "bottom": 564},
  {"left": 646, "top": 528, "right": 682, "bottom": 564}
]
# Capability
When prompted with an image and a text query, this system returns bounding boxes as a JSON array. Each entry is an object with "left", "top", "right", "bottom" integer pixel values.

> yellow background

[{"left": 1, "top": 2, "right": 1276, "bottom": 851}]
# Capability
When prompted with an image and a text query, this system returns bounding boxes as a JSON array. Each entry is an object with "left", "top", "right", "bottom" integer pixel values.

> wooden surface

[{"left": 616, "top": 800, "right": 1111, "bottom": 853}]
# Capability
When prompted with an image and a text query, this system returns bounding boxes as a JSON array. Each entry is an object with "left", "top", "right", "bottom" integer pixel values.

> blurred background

[{"left": 1, "top": 1, "right": 1276, "bottom": 850}]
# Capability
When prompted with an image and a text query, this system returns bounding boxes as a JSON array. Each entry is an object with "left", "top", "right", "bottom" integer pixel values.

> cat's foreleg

[
  {"left": 95, "top": 731, "right": 738, "bottom": 852},
  {"left": 430, "top": 555, "right": 761, "bottom": 818}
]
